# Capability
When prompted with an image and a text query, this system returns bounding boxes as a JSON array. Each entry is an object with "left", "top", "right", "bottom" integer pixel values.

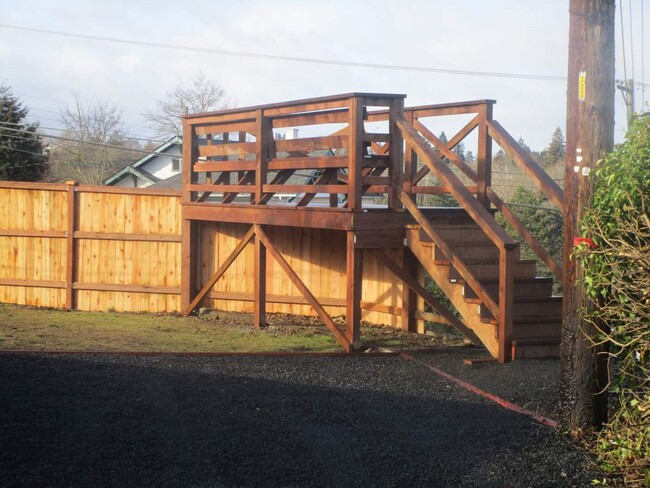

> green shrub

[{"left": 579, "top": 114, "right": 650, "bottom": 486}]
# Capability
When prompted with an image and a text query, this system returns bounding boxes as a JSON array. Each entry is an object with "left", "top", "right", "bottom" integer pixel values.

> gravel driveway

[{"left": 0, "top": 353, "right": 596, "bottom": 487}]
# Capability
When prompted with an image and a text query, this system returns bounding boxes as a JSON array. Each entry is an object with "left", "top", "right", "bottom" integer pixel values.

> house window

[{"left": 171, "top": 158, "right": 181, "bottom": 172}]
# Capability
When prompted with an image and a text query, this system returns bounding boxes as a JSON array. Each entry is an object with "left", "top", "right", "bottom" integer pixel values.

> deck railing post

[
  {"left": 255, "top": 109, "right": 269, "bottom": 204},
  {"left": 498, "top": 245, "right": 515, "bottom": 362},
  {"left": 182, "top": 120, "right": 197, "bottom": 205},
  {"left": 477, "top": 102, "right": 494, "bottom": 208},
  {"left": 348, "top": 96, "right": 364, "bottom": 210},
  {"left": 403, "top": 110, "right": 416, "bottom": 199},
  {"left": 388, "top": 97, "right": 405, "bottom": 210}
]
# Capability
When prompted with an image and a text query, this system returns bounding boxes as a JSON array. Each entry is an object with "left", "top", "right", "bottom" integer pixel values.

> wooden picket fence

[{"left": 0, "top": 181, "right": 411, "bottom": 327}]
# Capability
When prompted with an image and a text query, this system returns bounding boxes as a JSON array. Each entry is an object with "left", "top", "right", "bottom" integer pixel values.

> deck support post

[
  {"left": 346, "top": 231, "right": 362, "bottom": 349},
  {"left": 498, "top": 246, "right": 515, "bottom": 362},
  {"left": 401, "top": 247, "right": 418, "bottom": 332},
  {"left": 253, "top": 224, "right": 267, "bottom": 328},
  {"left": 181, "top": 219, "right": 198, "bottom": 313}
]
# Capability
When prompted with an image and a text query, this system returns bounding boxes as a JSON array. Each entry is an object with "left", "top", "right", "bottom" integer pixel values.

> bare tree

[
  {"left": 143, "top": 72, "right": 232, "bottom": 138},
  {"left": 47, "top": 96, "right": 139, "bottom": 184}
]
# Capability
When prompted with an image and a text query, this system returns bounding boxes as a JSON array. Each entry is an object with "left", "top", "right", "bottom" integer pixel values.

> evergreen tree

[
  {"left": 497, "top": 187, "right": 563, "bottom": 277},
  {"left": 517, "top": 136, "right": 531, "bottom": 152},
  {"left": 438, "top": 131, "right": 448, "bottom": 144},
  {"left": 0, "top": 84, "right": 47, "bottom": 181},
  {"left": 542, "top": 127, "right": 566, "bottom": 167},
  {"left": 452, "top": 141, "right": 466, "bottom": 160}
]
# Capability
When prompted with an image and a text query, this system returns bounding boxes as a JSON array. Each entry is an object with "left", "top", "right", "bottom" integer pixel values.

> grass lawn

[
  {"left": 0, "top": 304, "right": 341, "bottom": 353},
  {"left": 0, "top": 304, "right": 464, "bottom": 353}
]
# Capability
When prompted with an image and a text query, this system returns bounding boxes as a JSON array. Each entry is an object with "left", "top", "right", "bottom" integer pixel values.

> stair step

[
  {"left": 449, "top": 260, "right": 537, "bottom": 282},
  {"left": 512, "top": 337, "right": 561, "bottom": 359},
  {"left": 463, "top": 277, "right": 554, "bottom": 301},
  {"left": 513, "top": 317, "right": 562, "bottom": 339},
  {"left": 433, "top": 242, "right": 505, "bottom": 264},
  {"left": 419, "top": 226, "right": 492, "bottom": 246},
  {"left": 480, "top": 297, "right": 563, "bottom": 320}
]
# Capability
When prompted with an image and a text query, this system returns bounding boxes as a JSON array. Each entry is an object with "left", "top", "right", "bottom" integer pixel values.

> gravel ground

[
  {"left": 411, "top": 346, "right": 561, "bottom": 418},
  {"left": 0, "top": 353, "right": 596, "bottom": 487}
]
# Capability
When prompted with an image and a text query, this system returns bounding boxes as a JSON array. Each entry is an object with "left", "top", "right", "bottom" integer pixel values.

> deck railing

[{"left": 182, "top": 92, "right": 406, "bottom": 210}]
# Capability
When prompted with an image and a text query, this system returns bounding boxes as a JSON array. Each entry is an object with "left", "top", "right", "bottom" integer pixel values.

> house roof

[{"left": 103, "top": 136, "right": 181, "bottom": 186}]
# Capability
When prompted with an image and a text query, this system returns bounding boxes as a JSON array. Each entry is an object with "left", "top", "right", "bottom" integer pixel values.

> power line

[
  {"left": 0, "top": 145, "right": 47, "bottom": 161},
  {"left": 501, "top": 201, "right": 562, "bottom": 213},
  {"left": 0, "top": 23, "right": 568, "bottom": 82},
  {"left": 23, "top": 104, "right": 166, "bottom": 140},
  {"left": 1, "top": 118, "right": 166, "bottom": 144},
  {"left": 0, "top": 124, "right": 174, "bottom": 157}
]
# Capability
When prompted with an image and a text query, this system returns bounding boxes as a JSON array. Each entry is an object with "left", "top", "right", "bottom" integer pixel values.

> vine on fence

[{"left": 577, "top": 114, "right": 649, "bottom": 486}]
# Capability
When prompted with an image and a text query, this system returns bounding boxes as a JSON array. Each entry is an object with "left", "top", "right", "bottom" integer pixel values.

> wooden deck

[
  {"left": 0, "top": 92, "right": 563, "bottom": 361},
  {"left": 180, "top": 92, "right": 565, "bottom": 361}
]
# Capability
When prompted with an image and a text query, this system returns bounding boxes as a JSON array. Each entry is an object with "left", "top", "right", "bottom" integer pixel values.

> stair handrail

[
  {"left": 397, "top": 115, "right": 516, "bottom": 362},
  {"left": 396, "top": 116, "right": 516, "bottom": 250},
  {"left": 486, "top": 188, "right": 563, "bottom": 279},
  {"left": 486, "top": 120, "right": 564, "bottom": 211},
  {"left": 400, "top": 192, "right": 499, "bottom": 319}
]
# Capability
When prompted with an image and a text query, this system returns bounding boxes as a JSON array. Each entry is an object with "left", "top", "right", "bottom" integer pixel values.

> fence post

[
  {"left": 477, "top": 102, "right": 494, "bottom": 208},
  {"left": 65, "top": 180, "right": 77, "bottom": 310}
]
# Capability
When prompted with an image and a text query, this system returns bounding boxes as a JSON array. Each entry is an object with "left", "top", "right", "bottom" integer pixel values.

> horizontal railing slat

[
  {"left": 198, "top": 142, "right": 256, "bottom": 158},
  {"left": 267, "top": 156, "right": 348, "bottom": 170},
  {"left": 274, "top": 135, "right": 347, "bottom": 153}
]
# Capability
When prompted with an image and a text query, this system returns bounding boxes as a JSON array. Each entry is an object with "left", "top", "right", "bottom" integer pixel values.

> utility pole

[
  {"left": 616, "top": 79, "right": 635, "bottom": 126},
  {"left": 559, "top": 0, "right": 615, "bottom": 431}
]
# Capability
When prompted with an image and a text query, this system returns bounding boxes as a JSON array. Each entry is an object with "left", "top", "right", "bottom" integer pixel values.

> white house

[{"left": 103, "top": 136, "right": 182, "bottom": 187}]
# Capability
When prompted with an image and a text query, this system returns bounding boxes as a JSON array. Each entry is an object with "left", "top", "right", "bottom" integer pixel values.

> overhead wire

[
  {"left": 0, "top": 23, "right": 567, "bottom": 82},
  {"left": 0, "top": 124, "right": 174, "bottom": 158},
  {"left": 23, "top": 105, "right": 166, "bottom": 141},
  {"left": 1, "top": 118, "right": 166, "bottom": 144}
]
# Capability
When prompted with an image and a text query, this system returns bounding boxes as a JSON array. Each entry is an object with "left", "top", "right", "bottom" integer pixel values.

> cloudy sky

[{"left": 0, "top": 0, "right": 646, "bottom": 150}]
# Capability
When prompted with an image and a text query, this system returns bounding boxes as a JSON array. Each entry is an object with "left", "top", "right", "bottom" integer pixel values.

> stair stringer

[{"left": 406, "top": 228, "right": 499, "bottom": 358}]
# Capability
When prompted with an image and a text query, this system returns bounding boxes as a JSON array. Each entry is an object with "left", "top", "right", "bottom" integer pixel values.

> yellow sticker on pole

[{"left": 578, "top": 71, "right": 586, "bottom": 101}]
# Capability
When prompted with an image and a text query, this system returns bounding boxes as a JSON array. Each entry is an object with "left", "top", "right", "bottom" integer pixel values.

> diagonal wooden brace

[
  {"left": 369, "top": 249, "right": 480, "bottom": 345},
  {"left": 182, "top": 225, "right": 255, "bottom": 316},
  {"left": 254, "top": 225, "right": 352, "bottom": 352}
]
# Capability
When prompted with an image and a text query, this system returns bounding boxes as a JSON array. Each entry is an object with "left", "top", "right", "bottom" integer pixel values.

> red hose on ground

[{"left": 400, "top": 352, "right": 558, "bottom": 429}]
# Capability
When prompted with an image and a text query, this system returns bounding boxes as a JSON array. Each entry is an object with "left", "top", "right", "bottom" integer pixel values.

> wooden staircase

[{"left": 404, "top": 210, "right": 561, "bottom": 359}]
